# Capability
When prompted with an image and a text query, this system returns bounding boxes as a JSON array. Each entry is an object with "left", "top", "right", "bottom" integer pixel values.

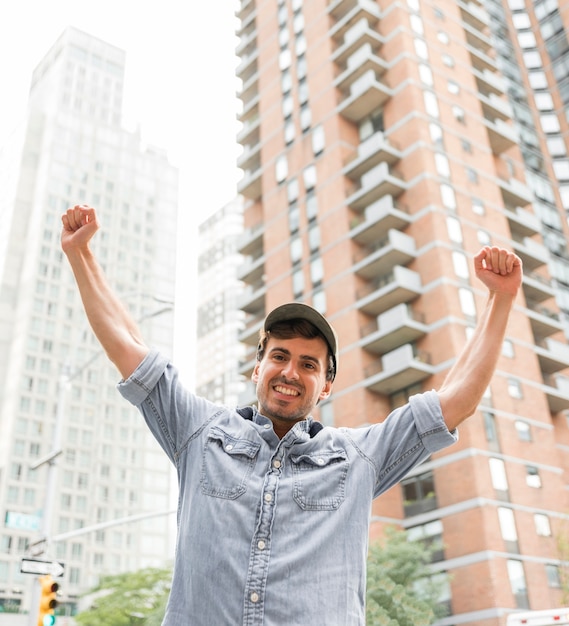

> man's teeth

[{"left": 275, "top": 385, "right": 299, "bottom": 396}]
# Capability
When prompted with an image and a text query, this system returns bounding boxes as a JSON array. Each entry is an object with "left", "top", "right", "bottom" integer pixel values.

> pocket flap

[{"left": 208, "top": 426, "right": 261, "bottom": 459}]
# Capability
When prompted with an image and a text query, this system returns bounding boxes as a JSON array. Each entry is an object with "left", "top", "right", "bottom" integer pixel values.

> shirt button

[
  {"left": 264, "top": 493, "right": 273, "bottom": 502},
  {"left": 257, "top": 540, "right": 266, "bottom": 550},
  {"left": 317, "top": 458, "right": 325, "bottom": 465},
  {"left": 263, "top": 424, "right": 271, "bottom": 429},
  {"left": 250, "top": 592, "right": 260, "bottom": 603},
  {"left": 273, "top": 460, "right": 281, "bottom": 469},
  {"left": 225, "top": 444, "right": 234, "bottom": 451}
]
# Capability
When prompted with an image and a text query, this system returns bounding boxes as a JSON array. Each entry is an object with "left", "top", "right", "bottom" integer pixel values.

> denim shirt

[{"left": 118, "top": 350, "right": 457, "bottom": 626}]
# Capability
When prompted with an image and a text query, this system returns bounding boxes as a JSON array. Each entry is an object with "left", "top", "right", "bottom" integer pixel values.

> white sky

[{"left": 0, "top": 0, "right": 244, "bottom": 382}]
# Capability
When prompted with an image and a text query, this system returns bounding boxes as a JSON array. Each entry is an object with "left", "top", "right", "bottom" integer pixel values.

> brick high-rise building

[{"left": 235, "top": 0, "right": 569, "bottom": 622}]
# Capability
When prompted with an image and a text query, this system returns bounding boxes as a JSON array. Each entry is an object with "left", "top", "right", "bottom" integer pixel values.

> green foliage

[
  {"left": 75, "top": 567, "right": 171, "bottom": 626},
  {"left": 366, "top": 526, "right": 448, "bottom": 626}
]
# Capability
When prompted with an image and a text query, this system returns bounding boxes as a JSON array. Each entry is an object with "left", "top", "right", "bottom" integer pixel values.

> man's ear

[
  {"left": 252, "top": 362, "right": 260, "bottom": 384},
  {"left": 319, "top": 380, "right": 332, "bottom": 402}
]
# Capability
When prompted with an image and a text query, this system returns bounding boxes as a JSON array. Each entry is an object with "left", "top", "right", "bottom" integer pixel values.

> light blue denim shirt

[{"left": 118, "top": 350, "right": 457, "bottom": 626}]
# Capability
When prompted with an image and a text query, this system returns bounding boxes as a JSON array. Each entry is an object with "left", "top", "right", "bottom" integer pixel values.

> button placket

[{"left": 243, "top": 448, "right": 285, "bottom": 625}]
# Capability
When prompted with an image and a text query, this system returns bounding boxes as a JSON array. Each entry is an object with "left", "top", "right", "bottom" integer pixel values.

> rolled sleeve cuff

[
  {"left": 117, "top": 349, "right": 170, "bottom": 406},
  {"left": 409, "top": 390, "right": 458, "bottom": 452}
]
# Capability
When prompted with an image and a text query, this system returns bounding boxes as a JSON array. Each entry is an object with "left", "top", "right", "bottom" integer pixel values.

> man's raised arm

[
  {"left": 438, "top": 246, "right": 523, "bottom": 431},
  {"left": 61, "top": 204, "right": 149, "bottom": 379}
]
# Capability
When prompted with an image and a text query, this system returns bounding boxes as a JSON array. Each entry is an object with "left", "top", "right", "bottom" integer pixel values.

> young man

[{"left": 62, "top": 204, "right": 522, "bottom": 625}]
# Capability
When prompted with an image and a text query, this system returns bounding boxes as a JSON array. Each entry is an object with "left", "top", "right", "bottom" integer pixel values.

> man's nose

[{"left": 281, "top": 360, "right": 300, "bottom": 380}]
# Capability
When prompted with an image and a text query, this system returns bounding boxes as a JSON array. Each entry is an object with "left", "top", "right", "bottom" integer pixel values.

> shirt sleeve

[
  {"left": 344, "top": 390, "right": 458, "bottom": 497},
  {"left": 117, "top": 349, "right": 219, "bottom": 464}
]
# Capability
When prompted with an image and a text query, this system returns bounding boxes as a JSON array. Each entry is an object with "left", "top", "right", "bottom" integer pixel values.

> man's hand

[
  {"left": 61, "top": 205, "right": 99, "bottom": 254},
  {"left": 474, "top": 246, "right": 522, "bottom": 297}
]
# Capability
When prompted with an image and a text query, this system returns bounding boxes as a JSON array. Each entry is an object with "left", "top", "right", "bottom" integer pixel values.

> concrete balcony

[
  {"left": 356, "top": 266, "right": 422, "bottom": 317},
  {"left": 525, "top": 301, "right": 565, "bottom": 340},
  {"left": 479, "top": 92, "right": 513, "bottom": 121},
  {"left": 542, "top": 375, "right": 569, "bottom": 414},
  {"left": 363, "top": 343, "right": 435, "bottom": 395},
  {"left": 484, "top": 117, "right": 519, "bottom": 154},
  {"left": 332, "top": 18, "right": 385, "bottom": 66},
  {"left": 237, "top": 141, "right": 261, "bottom": 172},
  {"left": 235, "top": 26, "right": 257, "bottom": 57},
  {"left": 237, "top": 252, "right": 265, "bottom": 284},
  {"left": 535, "top": 338, "right": 569, "bottom": 375},
  {"left": 237, "top": 221, "right": 264, "bottom": 257},
  {"left": 236, "top": 50, "right": 259, "bottom": 84},
  {"left": 511, "top": 235, "right": 549, "bottom": 271},
  {"left": 238, "top": 74, "right": 260, "bottom": 115},
  {"left": 458, "top": 0, "right": 490, "bottom": 31},
  {"left": 328, "top": 0, "right": 381, "bottom": 39},
  {"left": 353, "top": 229, "right": 416, "bottom": 280},
  {"left": 361, "top": 303, "right": 428, "bottom": 354},
  {"left": 346, "top": 161, "right": 406, "bottom": 210},
  {"left": 464, "top": 25, "right": 493, "bottom": 55},
  {"left": 237, "top": 109, "right": 260, "bottom": 145},
  {"left": 236, "top": 0, "right": 255, "bottom": 23},
  {"left": 505, "top": 206, "right": 541, "bottom": 238},
  {"left": 522, "top": 272, "right": 556, "bottom": 304},
  {"left": 473, "top": 67, "right": 505, "bottom": 95},
  {"left": 238, "top": 311, "right": 265, "bottom": 346},
  {"left": 497, "top": 177, "right": 534, "bottom": 208},
  {"left": 237, "top": 280, "right": 266, "bottom": 314},
  {"left": 337, "top": 69, "right": 393, "bottom": 122},
  {"left": 344, "top": 132, "right": 402, "bottom": 181},
  {"left": 334, "top": 44, "right": 389, "bottom": 93},
  {"left": 467, "top": 43, "right": 497, "bottom": 72},
  {"left": 350, "top": 195, "right": 411, "bottom": 245},
  {"left": 238, "top": 165, "right": 262, "bottom": 201}
]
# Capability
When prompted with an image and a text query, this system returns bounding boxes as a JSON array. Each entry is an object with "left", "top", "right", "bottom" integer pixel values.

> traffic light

[{"left": 38, "top": 575, "right": 58, "bottom": 626}]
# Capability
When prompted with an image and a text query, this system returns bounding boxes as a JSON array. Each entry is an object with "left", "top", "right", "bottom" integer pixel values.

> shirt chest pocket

[
  {"left": 290, "top": 448, "right": 349, "bottom": 511},
  {"left": 201, "top": 427, "right": 261, "bottom": 499}
]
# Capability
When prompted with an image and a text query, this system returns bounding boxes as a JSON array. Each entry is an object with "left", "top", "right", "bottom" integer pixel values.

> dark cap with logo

[{"left": 263, "top": 302, "right": 339, "bottom": 379}]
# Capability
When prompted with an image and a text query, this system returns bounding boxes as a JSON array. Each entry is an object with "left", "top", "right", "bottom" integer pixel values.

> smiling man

[{"left": 61, "top": 204, "right": 522, "bottom": 626}]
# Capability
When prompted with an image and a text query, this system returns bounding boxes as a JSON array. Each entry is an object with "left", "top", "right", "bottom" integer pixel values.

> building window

[
  {"left": 452, "top": 105, "right": 465, "bottom": 123},
  {"left": 507, "top": 560, "right": 529, "bottom": 609},
  {"left": 452, "top": 251, "right": 469, "bottom": 280},
  {"left": 312, "top": 125, "right": 325, "bottom": 155},
  {"left": 402, "top": 471, "right": 437, "bottom": 516},
  {"left": 546, "top": 564, "right": 561, "bottom": 588},
  {"left": 470, "top": 198, "right": 484, "bottom": 215},
  {"left": 458, "top": 287, "right": 476, "bottom": 318},
  {"left": 534, "top": 513, "right": 551, "bottom": 537},
  {"left": 489, "top": 458, "right": 509, "bottom": 492},
  {"left": 514, "top": 420, "right": 531, "bottom": 442},
  {"left": 303, "top": 164, "right": 317, "bottom": 190},
  {"left": 447, "top": 80, "right": 460, "bottom": 94},
  {"left": 292, "top": 269, "right": 304, "bottom": 296},
  {"left": 440, "top": 183, "right": 456, "bottom": 210},
  {"left": 502, "top": 339, "right": 515, "bottom": 358},
  {"left": 446, "top": 216, "right": 463, "bottom": 243},
  {"left": 526, "top": 466, "right": 541, "bottom": 488},
  {"left": 276, "top": 155, "right": 288, "bottom": 183},
  {"left": 435, "top": 153, "right": 451, "bottom": 178},
  {"left": 498, "top": 507, "right": 519, "bottom": 553},
  {"left": 419, "top": 63, "right": 434, "bottom": 85},
  {"left": 507, "top": 378, "right": 523, "bottom": 399}
]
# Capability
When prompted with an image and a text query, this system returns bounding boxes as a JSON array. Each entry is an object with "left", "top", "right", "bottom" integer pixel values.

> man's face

[{"left": 252, "top": 335, "right": 332, "bottom": 434}]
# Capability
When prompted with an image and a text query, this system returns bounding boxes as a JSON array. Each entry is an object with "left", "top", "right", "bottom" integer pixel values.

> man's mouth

[{"left": 274, "top": 385, "right": 300, "bottom": 397}]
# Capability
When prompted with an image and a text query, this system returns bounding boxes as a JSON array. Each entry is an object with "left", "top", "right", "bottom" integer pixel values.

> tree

[
  {"left": 75, "top": 567, "right": 171, "bottom": 626},
  {"left": 366, "top": 526, "right": 449, "bottom": 626}
]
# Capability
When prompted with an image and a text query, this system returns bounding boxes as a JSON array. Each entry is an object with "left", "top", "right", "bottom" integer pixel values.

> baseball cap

[{"left": 263, "top": 302, "right": 339, "bottom": 379}]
